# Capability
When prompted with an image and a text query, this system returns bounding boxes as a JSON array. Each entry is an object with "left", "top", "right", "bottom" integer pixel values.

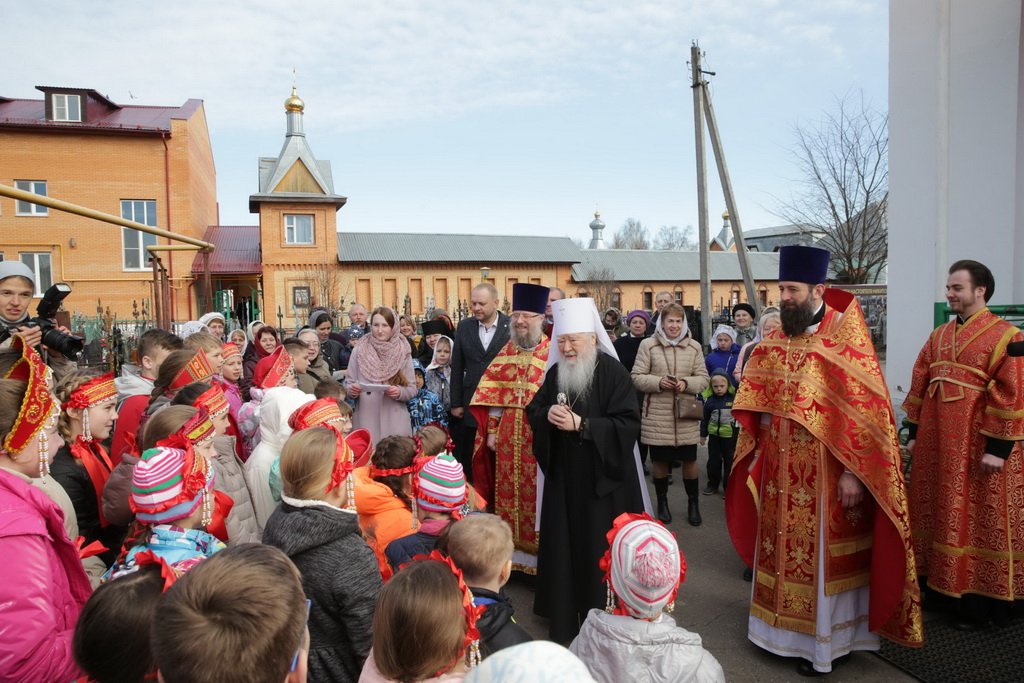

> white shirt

[{"left": 478, "top": 315, "right": 499, "bottom": 348}]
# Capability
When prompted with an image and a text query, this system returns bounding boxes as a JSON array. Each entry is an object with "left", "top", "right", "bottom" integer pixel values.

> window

[
  {"left": 285, "top": 214, "right": 314, "bottom": 244},
  {"left": 610, "top": 289, "right": 622, "bottom": 311},
  {"left": 52, "top": 94, "right": 82, "bottom": 122},
  {"left": 19, "top": 253, "right": 52, "bottom": 296},
  {"left": 643, "top": 291, "right": 653, "bottom": 310},
  {"left": 15, "top": 180, "right": 48, "bottom": 216},
  {"left": 121, "top": 200, "right": 158, "bottom": 270},
  {"left": 293, "top": 286, "right": 311, "bottom": 308}
]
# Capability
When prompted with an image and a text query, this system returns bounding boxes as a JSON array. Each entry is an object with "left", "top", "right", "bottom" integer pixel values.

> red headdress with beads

[
  {"left": 62, "top": 372, "right": 118, "bottom": 525},
  {"left": 2, "top": 337, "right": 58, "bottom": 466},
  {"left": 193, "top": 383, "right": 230, "bottom": 420},
  {"left": 62, "top": 372, "right": 117, "bottom": 411},
  {"left": 254, "top": 346, "right": 293, "bottom": 389},
  {"left": 169, "top": 349, "right": 215, "bottom": 392}
]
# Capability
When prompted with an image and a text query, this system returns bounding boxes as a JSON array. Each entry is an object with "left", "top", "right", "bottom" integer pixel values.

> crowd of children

[{"left": 0, "top": 299, "right": 777, "bottom": 682}]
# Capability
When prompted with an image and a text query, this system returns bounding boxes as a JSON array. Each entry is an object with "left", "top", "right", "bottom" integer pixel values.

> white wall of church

[{"left": 887, "top": 0, "right": 1024, "bottom": 400}]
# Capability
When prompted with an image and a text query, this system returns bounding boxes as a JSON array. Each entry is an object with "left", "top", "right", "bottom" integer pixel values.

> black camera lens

[{"left": 40, "top": 327, "right": 84, "bottom": 359}]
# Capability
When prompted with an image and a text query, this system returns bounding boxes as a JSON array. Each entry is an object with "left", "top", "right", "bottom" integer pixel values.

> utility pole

[
  {"left": 691, "top": 43, "right": 713, "bottom": 348},
  {"left": 690, "top": 41, "right": 761, "bottom": 343},
  {"left": 703, "top": 89, "right": 758, "bottom": 310}
]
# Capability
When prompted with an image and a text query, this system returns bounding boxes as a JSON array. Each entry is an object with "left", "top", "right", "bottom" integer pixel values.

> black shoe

[
  {"left": 687, "top": 498, "right": 702, "bottom": 526},
  {"left": 951, "top": 617, "right": 992, "bottom": 632},
  {"left": 796, "top": 654, "right": 850, "bottom": 677},
  {"left": 743, "top": 567, "right": 753, "bottom": 582},
  {"left": 657, "top": 496, "right": 672, "bottom": 524},
  {"left": 702, "top": 484, "right": 716, "bottom": 496}
]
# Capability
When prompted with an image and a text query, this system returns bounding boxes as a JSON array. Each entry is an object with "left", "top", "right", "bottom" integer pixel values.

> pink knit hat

[
  {"left": 415, "top": 453, "right": 467, "bottom": 514},
  {"left": 601, "top": 512, "right": 685, "bottom": 620},
  {"left": 130, "top": 445, "right": 216, "bottom": 526}
]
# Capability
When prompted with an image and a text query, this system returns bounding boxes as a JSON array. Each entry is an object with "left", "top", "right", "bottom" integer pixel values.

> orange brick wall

[
  {"left": 258, "top": 201, "right": 340, "bottom": 325},
  {"left": 0, "top": 104, "right": 217, "bottom": 323}
]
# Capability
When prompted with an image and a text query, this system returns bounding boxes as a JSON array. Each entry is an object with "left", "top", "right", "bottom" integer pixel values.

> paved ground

[{"left": 503, "top": 446, "right": 917, "bottom": 682}]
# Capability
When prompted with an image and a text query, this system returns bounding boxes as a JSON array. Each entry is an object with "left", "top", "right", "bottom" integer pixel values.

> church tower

[{"left": 251, "top": 87, "right": 347, "bottom": 328}]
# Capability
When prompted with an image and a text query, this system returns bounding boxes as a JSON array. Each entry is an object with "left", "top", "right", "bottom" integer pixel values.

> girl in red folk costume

[
  {"left": 52, "top": 369, "right": 124, "bottom": 566},
  {"left": 262, "top": 426, "right": 381, "bottom": 683},
  {"left": 384, "top": 453, "right": 469, "bottom": 572},
  {"left": 107, "top": 407, "right": 225, "bottom": 579},
  {"left": 104, "top": 351, "right": 216, "bottom": 527},
  {"left": 0, "top": 344, "right": 92, "bottom": 682},
  {"left": 268, "top": 397, "right": 373, "bottom": 503},
  {"left": 237, "top": 345, "right": 298, "bottom": 457},
  {"left": 173, "top": 382, "right": 261, "bottom": 544},
  {"left": 217, "top": 341, "right": 244, "bottom": 419},
  {"left": 570, "top": 513, "right": 725, "bottom": 683},
  {"left": 360, "top": 552, "right": 484, "bottom": 683},
  {"left": 355, "top": 435, "right": 421, "bottom": 579}
]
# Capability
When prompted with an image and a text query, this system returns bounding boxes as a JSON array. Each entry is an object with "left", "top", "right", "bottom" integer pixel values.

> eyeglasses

[
  {"left": 510, "top": 312, "right": 542, "bottom": 321},
  {"left": 290, "top": 599, "right": 312, "bottom": 673}
]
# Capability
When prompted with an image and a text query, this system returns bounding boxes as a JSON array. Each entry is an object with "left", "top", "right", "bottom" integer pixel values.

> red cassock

[
  {"left": 726, "top": 288, "right": 923, "bottom": 647},
  {"left": 903, "top": 307, "right": 1024, "bottom": 601},
  {"left": 469, "top": 337, "right": 549, "bottom": 567}
]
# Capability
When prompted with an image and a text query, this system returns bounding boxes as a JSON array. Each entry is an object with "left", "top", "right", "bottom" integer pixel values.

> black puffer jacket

[
  {"left": 263, "top": 500, "right": 382, "bottom": 683},
  {"left": 471, "top": 587, "right": 534, "bottom": 657}
]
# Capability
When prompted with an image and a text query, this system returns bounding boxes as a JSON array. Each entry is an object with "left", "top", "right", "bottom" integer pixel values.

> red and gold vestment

[
  {"left": 903, "top": 307, "right": 1024, "bottom": 601},
  {"left": 726, "top": 288, "right": 923, "bottom": 647},
  {"left": 470, "top": 337, "right": 549, "bottom": 564}
]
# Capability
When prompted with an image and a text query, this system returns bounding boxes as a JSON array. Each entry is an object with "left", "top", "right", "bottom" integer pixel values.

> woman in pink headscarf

[{"left": 345, "top": 307, "right": 416, "bottom": 446}]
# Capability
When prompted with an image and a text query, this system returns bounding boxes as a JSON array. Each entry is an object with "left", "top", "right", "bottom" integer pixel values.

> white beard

[{"left": 557, "top": 343, "right": 598, "bottom": 400}]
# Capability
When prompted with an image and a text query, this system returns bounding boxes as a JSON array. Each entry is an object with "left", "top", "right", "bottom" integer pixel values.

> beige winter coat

[{"left": 632, "top": 334, "right": 709, "bottom": 447}]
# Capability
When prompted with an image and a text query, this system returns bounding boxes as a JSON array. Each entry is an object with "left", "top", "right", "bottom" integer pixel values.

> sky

[{"left": 4, "top": 0, "right": 888, "bottom": 245}]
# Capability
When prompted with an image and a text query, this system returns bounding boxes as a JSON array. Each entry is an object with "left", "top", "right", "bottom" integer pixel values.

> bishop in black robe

[{"left": 526, "top": 351, "right": 645, "bottom": 643}]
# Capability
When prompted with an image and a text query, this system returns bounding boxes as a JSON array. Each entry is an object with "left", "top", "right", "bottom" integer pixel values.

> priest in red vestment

[
  {"left": 726, "top": 245, "right": 923, "bottom": 676},
  {"left": 470, "top": 283, "right": 550, "bottom": 573},
  {"left": 904, "top": 259, "right": 1024, "bottom": 629}
]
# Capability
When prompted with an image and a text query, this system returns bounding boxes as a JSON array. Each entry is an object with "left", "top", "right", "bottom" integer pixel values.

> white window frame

[
  {"left": 284, "top": 214, "right": 314, "bottom": 245},
  {"left": 19, "top": 252, "right": 53, "bottom": 296},
  {"left": 52, "top": 93, "right": 82, "bottom": 122},
  {"left": 15, "top": 180, "right": 48, "bottom": 216},
  {"left": 121, "top": 200, "right": 159, "bottom": 271}
]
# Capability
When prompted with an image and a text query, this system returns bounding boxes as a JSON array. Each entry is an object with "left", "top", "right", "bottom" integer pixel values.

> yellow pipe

[
  {"left": 147, "top": 245, "right": 203, "bottom": 252},
  {"left": 8, "top": 245, "right": 204, "bottom": 290},
  {"left": 0, "top": 183, "right": 215, "bottom": 251}
]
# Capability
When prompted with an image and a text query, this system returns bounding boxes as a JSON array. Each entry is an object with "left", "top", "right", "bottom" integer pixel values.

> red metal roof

[
  {"left": 0, "top": 87, "right": 202, "bottom": 134},
  {"left": 191, "top": 226, "right": 262, "bottom": 275}
]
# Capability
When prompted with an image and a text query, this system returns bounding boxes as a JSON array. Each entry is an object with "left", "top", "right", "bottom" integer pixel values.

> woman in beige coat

[{"left": 632, "top": 303, "right": 709, "bottom": 526}]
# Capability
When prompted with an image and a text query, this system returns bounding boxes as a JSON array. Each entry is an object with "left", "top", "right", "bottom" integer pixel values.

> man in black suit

[{"left": 450, "top": 282, "right": 511, "bottom": 478}]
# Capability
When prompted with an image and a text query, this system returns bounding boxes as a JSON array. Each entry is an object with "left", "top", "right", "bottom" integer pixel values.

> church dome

[{"left": 284, "top": 86, "right": 304, "bottom": 113}]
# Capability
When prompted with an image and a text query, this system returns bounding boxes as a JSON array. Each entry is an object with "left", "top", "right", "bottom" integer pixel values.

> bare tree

[
  {"left": 654, "top": 224, "right": 696, "bottom": 250},
  {"left": 610, "top": 218, "right": 650, "bottom": 249},
  {"left": 566, "top": 235, "right": 585, "bottom": 249},
  {"left": 582, "top": 264, "right": 620, "bottom": 312},
  {"left": 776, "top": 93, "right": 888, "bottom": 284},
  {"left": 302, "top": 262, "right": 350, "bottom": 319}
]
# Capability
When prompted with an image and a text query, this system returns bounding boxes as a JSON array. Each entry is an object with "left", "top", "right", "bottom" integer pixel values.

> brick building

[{"left": 0, "top": 86, "right": 218, "bottom": 320}]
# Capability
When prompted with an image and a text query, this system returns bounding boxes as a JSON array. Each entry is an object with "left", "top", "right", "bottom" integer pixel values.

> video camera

[{"left": 0, "top": 283, "right": 85, "bottom": 359}]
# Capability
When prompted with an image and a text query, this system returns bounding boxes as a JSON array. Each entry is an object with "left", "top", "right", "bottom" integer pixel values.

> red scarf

[{"left": 69, "top": 436, "right": 114, "bottom": 527}]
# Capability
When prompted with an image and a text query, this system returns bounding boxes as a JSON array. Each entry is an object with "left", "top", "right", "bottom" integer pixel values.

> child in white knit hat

[{"left": 569, "top": 513, "right": 725, "bottom": 683}]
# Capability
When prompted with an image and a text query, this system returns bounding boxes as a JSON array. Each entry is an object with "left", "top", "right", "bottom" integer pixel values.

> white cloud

[{"left": 4, "top": 0, "right": 882, "bottom": 133}]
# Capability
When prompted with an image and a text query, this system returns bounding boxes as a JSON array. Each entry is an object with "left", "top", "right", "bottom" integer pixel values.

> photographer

[{"left": 0, "top": 261, "right": 76, "bottom": 380}]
